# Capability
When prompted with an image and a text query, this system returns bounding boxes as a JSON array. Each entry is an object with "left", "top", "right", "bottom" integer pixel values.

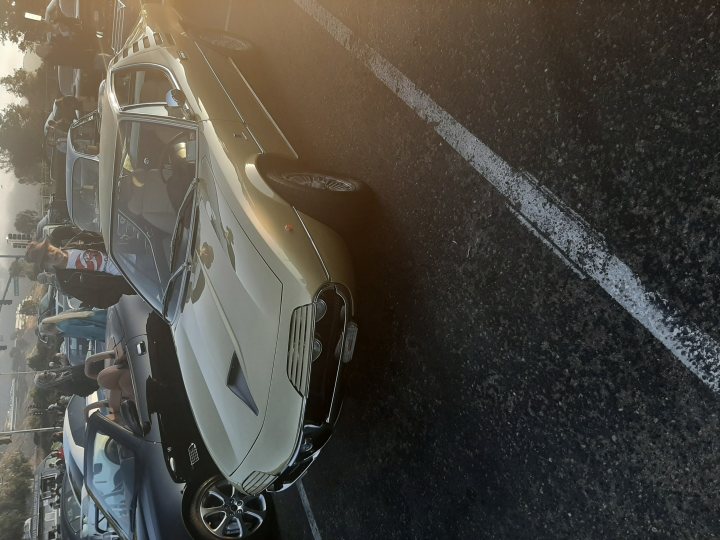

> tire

[
  {"left": 188, "top": 475, "right": 275, "bottom": 539},
  {"left": 189, "top": 27, "right": 254, "bottom": 54},
  {"left": 264, "top": 168, "right": 372, "bottom": 233}
]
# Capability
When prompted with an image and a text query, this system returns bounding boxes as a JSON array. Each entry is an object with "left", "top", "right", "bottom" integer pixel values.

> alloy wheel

[
  {"left": 269, "top": 172, "right": 358, "bottom": 192},
  {"left": 195, "top": 477, "right": 267, "bottom": 539}
]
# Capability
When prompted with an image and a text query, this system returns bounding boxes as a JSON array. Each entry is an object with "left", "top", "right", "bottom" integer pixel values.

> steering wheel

[
  {"left": 158, "top": 131, "right": 190, "bottom": 184},
  {"left": 105, "top": 438, "right": 122, "bottom": 465}
]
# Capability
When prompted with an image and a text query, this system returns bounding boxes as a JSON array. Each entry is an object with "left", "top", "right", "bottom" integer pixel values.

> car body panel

[
  {"left": 172, "top": 195, "right": 283, "bottom": 474},
  {"left": 84, "top": 413, "right": 192, "bottom": 540},
  {"left": 114, "top": 4, "right": 297, "bottom": 160},
  {"left": 82, "top": 296, "right": 218, "bottom": 539}
]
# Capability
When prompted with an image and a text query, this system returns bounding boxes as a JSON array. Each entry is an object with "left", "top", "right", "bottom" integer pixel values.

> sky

[
  {"left": 0, "top": 40, "right": 41, "bottom": 243},
  {"left": 0, "top": 41, "right": 42, "bottom": 384}
]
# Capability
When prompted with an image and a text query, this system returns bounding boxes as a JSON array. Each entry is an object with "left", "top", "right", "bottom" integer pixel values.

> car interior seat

[{"left": 125, "top": 168, "right": 176, "bottom": 233}]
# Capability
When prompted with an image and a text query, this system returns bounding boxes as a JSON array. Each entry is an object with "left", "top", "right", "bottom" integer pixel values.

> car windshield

[
  {"left": 69, "top": 112, "right": 100, "bottom": 155},
  {"left": 71, "top": 157, "right": 101, "bottom": 232},
  {"left": 87, "top": 430, "right": 136, "bottom": 538},
  {"left": 61, "top": 474, "right": 82, "bottom": 535},
  {"left": 110, "top": 119, "right": 197, "bottom": 314}
]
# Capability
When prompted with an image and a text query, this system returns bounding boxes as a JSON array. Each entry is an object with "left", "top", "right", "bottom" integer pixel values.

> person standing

[{"left": 25, "top": 238, "right": 135, "bottom": 309}]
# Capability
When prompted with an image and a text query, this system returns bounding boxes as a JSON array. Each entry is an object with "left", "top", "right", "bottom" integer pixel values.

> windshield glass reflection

[
  {"left": 110, "top": 119, "right": 197, "bottom": 314},
  {"left": 87, "top": 432, "right": 136, "bottom": 537}
]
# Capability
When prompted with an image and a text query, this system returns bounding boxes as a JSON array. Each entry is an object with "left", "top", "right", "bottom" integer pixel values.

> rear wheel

[
  {"left": 188, "top": 475, "right": 273, "bottom": 539},
  {"left": 189, "top": 27, "right": 253, "bottom": 54}
]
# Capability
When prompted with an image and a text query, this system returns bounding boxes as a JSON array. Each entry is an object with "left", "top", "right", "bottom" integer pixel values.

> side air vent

[
  {"left": 188, "top": 443, "right": 199, "bottom": 468},
  {"left": 287, "top": 304, "right": 314, "bottom": 396},
  {"left": 242, "top": 471, "right": 277, "bottom": 496},
  {"left": 227, "top": 353, "right": 259, "bottom": 416}
]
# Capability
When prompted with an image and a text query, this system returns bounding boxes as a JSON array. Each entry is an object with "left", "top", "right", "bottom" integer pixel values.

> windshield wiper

[{"left": 161, "top": 178, "right": 199, "bottom": 318}]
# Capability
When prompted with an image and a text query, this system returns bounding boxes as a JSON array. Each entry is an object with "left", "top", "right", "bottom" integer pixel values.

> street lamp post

[
  {"left": 0, "top": 255, "right": 22, "bottom": 312},
  {"left": 0, "top": 426, "right": 61, "bottom": 437}
]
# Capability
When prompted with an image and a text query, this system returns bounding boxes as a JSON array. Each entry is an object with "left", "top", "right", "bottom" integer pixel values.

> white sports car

[{"left": 97, "top": 3, "right": 365, "bottom": 503}]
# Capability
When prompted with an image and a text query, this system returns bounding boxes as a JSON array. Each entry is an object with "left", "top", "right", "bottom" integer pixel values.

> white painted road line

[
  {"left": 293, "top": 0, "right": 720, "bottom": 391},
  {"left": 224, "top": 0, "right": 233, "bottom": 32},
  {"left": 297, "top": 480, "right": 323, "bottom": 540}
]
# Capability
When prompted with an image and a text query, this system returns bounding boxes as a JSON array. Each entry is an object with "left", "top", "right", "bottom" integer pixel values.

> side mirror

[
  {"left": 119, "top": 399, "right": 145, "bottom": 436},
  {"left": 166, "top": 88, "right": 187, "bottom": 109}
]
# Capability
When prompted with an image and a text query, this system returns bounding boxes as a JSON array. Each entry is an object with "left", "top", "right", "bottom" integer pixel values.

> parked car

[
  {"left": 96, "top": 4, "right": 364, "bottom": 495},
  {"left": 34, "top": 198, "right": 73, "bottom": 241},
  {"left": 49, "top": 143, "right": 69, "bottom": 197},
  {"left": 66, "top": 111, "right": 102, "bottom": 232},
  {"left": 61, "top": 393, "right": 119, "bottom": 539},
  {"left": 44, "top": 96, "right": 81, "bottom": 163},
  {"left": 83, "top": 295, "right": 275, "bottom": 539}
]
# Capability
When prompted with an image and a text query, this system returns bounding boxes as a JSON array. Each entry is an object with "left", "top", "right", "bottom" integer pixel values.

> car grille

[
  {"left": 242, "top": 471, "right": 277, "bottom": 496},
  {"left": 287, "top": 304, "right": 314, "bottom": 396}
]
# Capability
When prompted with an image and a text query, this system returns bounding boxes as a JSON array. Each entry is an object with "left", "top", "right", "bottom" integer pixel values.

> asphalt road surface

[{"left": 162, "top": 1, "right": 720, "bottom": 537}]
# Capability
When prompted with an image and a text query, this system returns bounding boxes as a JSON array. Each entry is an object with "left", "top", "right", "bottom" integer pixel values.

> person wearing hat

[{"left": 25, "top": 238, "right": 135, "bottom": 309}]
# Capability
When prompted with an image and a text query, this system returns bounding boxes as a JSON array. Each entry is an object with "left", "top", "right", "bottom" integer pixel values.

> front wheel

[
  {"left": 265, "top": 170, "right": 372, "bottom": 232},
  {"left": 188, "top": 475, "right": 273, "bottom": 539}
]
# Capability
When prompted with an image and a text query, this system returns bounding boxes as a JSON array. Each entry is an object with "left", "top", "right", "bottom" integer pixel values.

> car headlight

[{"left": 286, "top": 285, "right": 355, "bottom": 399}]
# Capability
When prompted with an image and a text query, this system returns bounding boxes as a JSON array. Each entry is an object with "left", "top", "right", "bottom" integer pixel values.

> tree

[
  {"left": 1, "top": 64, "right": 52, "bottom": 110},
  {"left": 9, "top": 259, "right": 38, "bottom": 280},
  {"left": 0, "top": 450, "right": 32, "bottom": 539},
  {"left": 9, "top": 347, "right": 24, "bottom": 362},
  {"left": 18, "top": 297, "right": 38, "bottom": 315},
  {"left": 14, "top": 209, "right": 39, "bottom": 235},
  {"left": 0, "top": 510, "right": 26, "bottom": 540},
  {"left": 27, "top": 349, "right": 49, "bottom": 371},
  {"left": 0, "top": 0, "right": 49, "bottom": 50},
  {"left": 0, "top": 64, "right": 51, "bottom": 184},
  {"left": 0, "top": 103, "right": 44, "bottom": 183}
]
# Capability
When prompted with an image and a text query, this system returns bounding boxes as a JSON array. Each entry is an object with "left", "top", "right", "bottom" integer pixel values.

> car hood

[{"left": 172, "top": 188, "right": 282, "bottom": 477}]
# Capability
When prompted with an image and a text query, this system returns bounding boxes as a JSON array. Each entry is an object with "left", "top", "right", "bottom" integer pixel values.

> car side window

[
  {"left": 87, "top": 430, "right": 136, "bottom": 538},
  {"left": 113, "top": 67, "right": 174, "bottom": 109}
]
